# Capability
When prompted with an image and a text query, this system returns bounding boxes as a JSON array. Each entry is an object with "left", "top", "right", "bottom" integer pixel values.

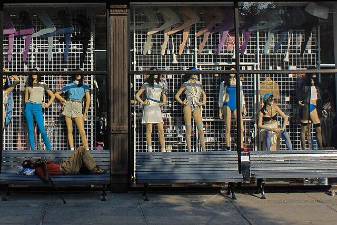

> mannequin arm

[
  {"left": 135, "top": 87, "right": 145, "bottom": 105},
  {"left": 161, "top": 93, "right": 168, "bottom": 106},
  {"left": 175, "top": 86, "right": 186, "bottom": 105},
  {"left": 275, "top": 105, "right": 288, "bottom": 130},
  {"left": 54, "top": 91, "right": 67, "bottom": 104},
  {"left": 44, "top": 90, "right": 55, "bottom": 108},
  {"left": 201, "top": 89, "right": 207, "bottom": 106},
  {"left": 4, "top": 75, "right": 20, "bottom": 95},
  {"left": 84, "top": 92, "right": 91, "bottom": 116}
]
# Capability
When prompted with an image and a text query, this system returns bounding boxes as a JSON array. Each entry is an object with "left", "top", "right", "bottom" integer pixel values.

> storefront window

[{"left": 2, "top": 3, "right": 107, "bottom": 151}]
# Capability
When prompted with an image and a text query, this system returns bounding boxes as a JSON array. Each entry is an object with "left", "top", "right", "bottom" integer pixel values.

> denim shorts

[{"left": 62, "top": 100, "right": 83, "bottom": 118}]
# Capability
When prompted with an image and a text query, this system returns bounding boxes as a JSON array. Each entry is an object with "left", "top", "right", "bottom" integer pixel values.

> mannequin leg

[
  {"left": 145, "top": 123, "right": 153, "bottom": 152},
  {"left": 265, "top": 131, "right": 273, "bottom": 151},
  {"left": 65, "top": 117, "right": 74, "bottom": 150},
  {"left": 33, "top": 106, "right": 52, "bottom": 151},
  {"left": 310, "top": 109, "right": 323, "bottom": 148},
  {"left": 223, "top": 107, "right": 232, "bottom": 148},
  {"left": 233, "top": 110, "right": 244, "bottom": 147},
  {"left": 281, "top": 131, "right": 293, "bottom": 150},
  {"left": 178, "top": 27, "right": 190, "bottom": 55},
  {"left": 157, "top": 122, "right": 166, "bottom": 152},
  {"left": 74, "top": 117, "right": 89, "bottom": 151},
  {"left": 183, "top": 105, "right": 192, "bottom": 152},
  {"left": 193, "top": 107, "right": 206, "bottom": 151},
  {"left": 301, "top": 122, "right": 309, "bottom": 150},
  {"left": 24, "top": 104, "right": 36, "bottom": 151}
]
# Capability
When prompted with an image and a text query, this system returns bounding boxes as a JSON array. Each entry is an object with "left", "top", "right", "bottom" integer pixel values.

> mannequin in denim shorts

[{"left": 55, "top": 73, "right": 90, "bottom": 151}]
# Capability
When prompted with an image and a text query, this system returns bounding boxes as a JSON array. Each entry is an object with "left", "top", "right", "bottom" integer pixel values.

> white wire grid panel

[
  {"left": 130, "top": 6, "right": 317, "bottom": 152},
  {"left": 3, "top": 10, "right": 96, "bottom": 151}
]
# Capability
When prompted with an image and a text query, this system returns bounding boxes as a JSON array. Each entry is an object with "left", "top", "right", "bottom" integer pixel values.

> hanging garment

[
  {"left": 43, "top": 10, "right": 74, "bottom": 63},
  {"left": 16, "top": 11, "right": 35, "bottom": 64},
  {"left": 32, "top": 11, "right": 57, "bottom": 61},
  {"left": 5, "top": 78, "right": 14, "bottom": 127},
  {"left": 4, "top": 12, "right": 17, "bottom": 63},
  {"left": 72, "top": 13, "right": 91, "bottom": 66}
]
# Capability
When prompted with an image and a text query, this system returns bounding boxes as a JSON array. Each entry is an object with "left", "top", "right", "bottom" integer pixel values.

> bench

[
  {"left": 0, "top": 150, "right": 110, "bottom": 202},
  {"left": 250, "top": 150, "right": 337, "bottom": 199},
  {"left": 136, "top": 151, "right": 243, "bottom": 200}
]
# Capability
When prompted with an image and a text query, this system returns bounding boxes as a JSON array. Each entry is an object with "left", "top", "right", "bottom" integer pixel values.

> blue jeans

[
  {"left": 25, "top": 103, "right": 52, "bottom": 151},
  {"left": 266, "top": 130, "right": 293, "bottom": 151}
]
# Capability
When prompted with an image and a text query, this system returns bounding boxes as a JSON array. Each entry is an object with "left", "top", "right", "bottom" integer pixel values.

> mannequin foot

[
  {"left": 148, "top": 146, "right": 153, "bottom": 153},
  {"left": 70, "top": 147, "right": 75, "bottom": 151}
]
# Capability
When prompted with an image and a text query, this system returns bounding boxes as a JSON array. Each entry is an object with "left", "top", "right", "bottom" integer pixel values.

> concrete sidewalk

[{"left": 1, "top": 190, "right": 337, "bottom": 225}]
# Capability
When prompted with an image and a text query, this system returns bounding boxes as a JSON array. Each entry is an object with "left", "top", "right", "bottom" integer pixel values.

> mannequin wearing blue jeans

[{"left": 25, "top": 72, "right": 55, "bottom": 151}]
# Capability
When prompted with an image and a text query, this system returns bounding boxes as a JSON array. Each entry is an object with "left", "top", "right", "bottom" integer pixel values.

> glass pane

[
  {"left": 130, "top": 4, "right": 238, "bottom": 152},
  {"left": 2, "top": 3, "right": 107, "bottom": 153}
]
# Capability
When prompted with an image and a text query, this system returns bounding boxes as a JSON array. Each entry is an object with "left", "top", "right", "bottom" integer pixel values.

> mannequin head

[
  {"left": 188, "top": 67, "right": 199, "bottom": 81},
  {"left": 304, "top": 73, "right": 318, "bottom": 87},
  {"left": 263, "top": 93, "right": 274, "bottom": 106},
  {"left": 26, "top": 69, "right": 41, "bottom": 87},
  {"left": 72, "top": 72, "right": 84, "bottom": 87},
  {"left": 145, "top": 67, "right": 160, "bottom": 87}
]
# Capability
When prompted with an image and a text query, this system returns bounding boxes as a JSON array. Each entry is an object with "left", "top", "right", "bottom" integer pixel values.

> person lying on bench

[{"left": 21, "top": 146, "right": 106, "bottom": 177}]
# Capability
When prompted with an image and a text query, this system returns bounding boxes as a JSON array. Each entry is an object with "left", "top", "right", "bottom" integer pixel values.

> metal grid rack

[
  {"left": 3, "top": 10, "right": 96, "bottom": 151},
  {"left": 130, "top": 6, "right": 318, "bottom": 152}
]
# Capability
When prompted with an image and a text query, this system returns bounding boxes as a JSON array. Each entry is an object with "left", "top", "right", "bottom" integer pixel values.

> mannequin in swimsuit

[
  {"left": 135, "top": 71, "right": 167, "bottom": 152},
  {"left": 298, "top": 73, "right": 323, "bottom": 149},
  {"left": 218, "top": 71, "right": 246, "bottom": 150},
  {"left": 258, "top": 94, "right": 292, "bottom": 151},
  {"left": 175, "top": 68, "right": 206, "bottom": 152}
]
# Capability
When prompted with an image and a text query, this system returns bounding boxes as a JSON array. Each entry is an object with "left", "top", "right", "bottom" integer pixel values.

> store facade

[{"left": 1, "top": 1, "right": 337, "bottom": 192}]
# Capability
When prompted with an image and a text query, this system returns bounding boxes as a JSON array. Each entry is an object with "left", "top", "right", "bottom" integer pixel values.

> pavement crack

[
  {"left": 137, "top": 199, "right": 150, "bottom": 225},
  {"left": 229, "top": 200, "right": 254, "bottom": 225}
]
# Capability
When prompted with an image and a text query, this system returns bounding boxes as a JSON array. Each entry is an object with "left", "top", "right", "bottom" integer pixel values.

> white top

[{"left": 310, "top": 86, "right": 318, "bottom": 100}]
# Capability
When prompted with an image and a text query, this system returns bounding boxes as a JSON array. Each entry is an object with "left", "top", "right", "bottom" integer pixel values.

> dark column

[
  {"left": 107, "top": 4, "right": 129, "bottom": 192},
  {"left": 0, "top": 3, "right": 3, "bottom": 173}
]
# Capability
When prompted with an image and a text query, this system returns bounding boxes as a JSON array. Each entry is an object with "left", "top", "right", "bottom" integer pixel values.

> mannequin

[
  {"left": 55, "top": 72, "right": 91, "bottom": 151},
  {"left": 218, "top": 71, "right": 246, "bottom": 150},
  {"left": 141, "top": 8, "right": 160, "bottom": 55},
  {"left": 259, "top": 94, "right": 293, "bottom": 151},
  {"left": 196, "top": 8, "right": 225, "bottom": 53},
  {"left": 25, "top": 69, "right": 55, "bottom": 151},
  {"left": 166, "top": 7, "right": 200, "bottom": 55},
  {"left": 135, "top": 71, "right": 167, "bottom": 152},
  {"left": 298, "top": 73, "right": 323, "bottom": 149},
  {"left": 2, "top": 68, "right": 20, "bottom": 128},
  {"left": 146, "top": 8, "right": 181, "bottom": 56},
  {"left": 175, "top": 68, "right": 206, "bottom": 152}
]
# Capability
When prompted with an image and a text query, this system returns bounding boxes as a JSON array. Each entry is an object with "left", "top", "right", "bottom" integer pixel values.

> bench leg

[
  {"left": 143, "top": 183, "right": 149, "bottom": 201},
  {"left": 101, "top": 185, "right": 107, "bottom": 201},
  {"left": 256, "top": 178, "right": 262, "bottom": 194},
  {"left": 1, "top": 185, "right": 9, "bottom": 201},
  {"left": 260, "top": 180, "right": 266, "bottom": 199},
  {"left": 228, "top": 182, "right": 237, "bottom": 200}
]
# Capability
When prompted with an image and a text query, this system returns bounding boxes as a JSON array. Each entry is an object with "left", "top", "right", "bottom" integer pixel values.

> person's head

[
  {"left": 3, "top": 76, "right": 9, "bottom": 89},
  {"left": 263, "top": 93, "right": 274, "bottom": 106},
  {"left": 71, "top": 69, "right": 84, "bottom": 87},
  {"left": 145, "top": 67, "right": 160, "bottom": 86},
  {"left": 26, "top": 68, "right": 41, "bottom": 87}
]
